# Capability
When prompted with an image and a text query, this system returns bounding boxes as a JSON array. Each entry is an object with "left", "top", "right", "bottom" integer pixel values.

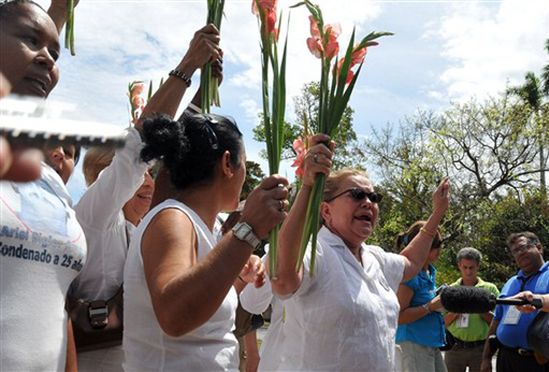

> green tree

[
  {"left": 253, "top": 81, "right": 368, "bottom": 170},
  {"left": 364, "top": 94, "right": 547, "bottom": 284},
  {"left": 240, "top": 161, "right": 265, "bottom": 200},
  {"left": 542, "top": 38, "right": 549, "bottom": 96},
  {"left": 507, "top": 39, "right": 549, "bottom": 205}
]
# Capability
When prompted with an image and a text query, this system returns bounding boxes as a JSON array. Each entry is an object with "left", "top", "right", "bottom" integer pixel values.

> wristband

[
  {"left": 238, "top": 275, "right": 246, "bottom": 283},
  {"left": 420, "top": 227, "right": 436, "bottom": 239},
  {"left": 168, "top": 69, "right": 192, "bottom": 87},
  {"left": 422, "top": 303, "right": 431, "bottom": 313}
]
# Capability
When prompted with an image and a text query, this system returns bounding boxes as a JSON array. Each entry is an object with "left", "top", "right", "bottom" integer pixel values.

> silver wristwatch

[{"left": 232, "top": 222, "right": 261, "bottom": 250}]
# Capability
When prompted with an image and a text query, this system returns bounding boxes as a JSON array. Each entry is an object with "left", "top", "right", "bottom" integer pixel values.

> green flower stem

[{"left": 64, "top": 0, "right": 75, "bottom": 56}]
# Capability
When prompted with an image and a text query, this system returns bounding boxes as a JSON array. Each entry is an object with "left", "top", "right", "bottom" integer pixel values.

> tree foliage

[
  {"left": 253, "top": 81, "right": 368, "bottom": 170},
  {"left": 240, "top": 160, "right": 265, "bottom": 201},
  {"left": 364, "top": 93, "right": 549, "bottom": 285}
]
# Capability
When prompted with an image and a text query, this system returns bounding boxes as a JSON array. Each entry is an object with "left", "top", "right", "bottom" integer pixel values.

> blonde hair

[
  {"left": 323, "top": 168, "right": 370, "bottom": 201},
  {"left": 83, "top": 146, "right": 115, "bottom": 186}
]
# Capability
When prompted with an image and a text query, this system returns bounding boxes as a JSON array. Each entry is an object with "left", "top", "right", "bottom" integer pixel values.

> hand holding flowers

[
  {"left": 291, "top": 0, "right": 392, "bottom": 273},
  {"left": 252, "top": 0, "right": 289, "bottom": 277}
]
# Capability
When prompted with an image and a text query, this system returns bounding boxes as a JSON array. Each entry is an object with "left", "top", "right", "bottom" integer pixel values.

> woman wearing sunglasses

[
  {"left": 122, "top": 113, "right": 288, "bottom": 371},
  {"left": 271, "top": 134, "right": 450, "bottom": 371}
]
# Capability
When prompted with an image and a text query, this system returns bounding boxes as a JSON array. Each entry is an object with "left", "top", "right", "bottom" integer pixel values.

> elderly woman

[
  {"left": 272, "top": 134, "right": 450, "bottom": 371},
  {"left": 122, "top": 113, "right": 288, "bottom": 371},
  {"left": 0, "top": 1, "right": 85, "bottom": 370},
  {"left": 395, "top": 221, "right": 447, "bottom": 372}
]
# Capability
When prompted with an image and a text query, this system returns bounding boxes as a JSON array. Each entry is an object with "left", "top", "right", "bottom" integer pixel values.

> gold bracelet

[{"left": 420, "top": 227, "right": 436, "bottom": 238}]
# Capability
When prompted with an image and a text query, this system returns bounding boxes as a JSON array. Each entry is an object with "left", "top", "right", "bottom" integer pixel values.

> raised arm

[
  {"left": 142, "top": 176, "right": 288, "bottom": 337},
  {"left": 136, "top": 24, "right": 222, "bottom": 128},
  {"left": 47, "top": 0, "right": 80, "bottom": 34},
  {"left": 271, "top": 134, "right": 334, "bottom": 296},
  {"left": 400, "top": 178, "right": 449, "bottom": 282}
]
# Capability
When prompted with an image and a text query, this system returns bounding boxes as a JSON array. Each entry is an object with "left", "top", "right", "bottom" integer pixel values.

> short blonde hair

[
  {"left": 83, "top": 147, "right": 115, "bottom": 186},
  {"left": 323, "top": 168, "right": 370, "bottom": 201}
]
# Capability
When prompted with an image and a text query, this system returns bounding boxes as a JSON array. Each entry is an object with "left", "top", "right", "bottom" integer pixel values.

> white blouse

[
  {"left": 72, "top": 127, "right": 149, "bottom": 301},
  {"left": 278, "top": 226, "right": 406, "bottom": 372}
]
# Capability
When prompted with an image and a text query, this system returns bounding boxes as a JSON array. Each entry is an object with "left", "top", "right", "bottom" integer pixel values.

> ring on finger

[
  {"left": 279, "top": 200, "right": 285, "bottom": 211},
  {"left": 313, "top": 153, "right": 318, "bottom": 163}
]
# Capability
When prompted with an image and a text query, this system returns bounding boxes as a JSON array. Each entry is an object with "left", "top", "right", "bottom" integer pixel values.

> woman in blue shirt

[{"left": 396, "top": 221, "right": 447, "bottom": 372}]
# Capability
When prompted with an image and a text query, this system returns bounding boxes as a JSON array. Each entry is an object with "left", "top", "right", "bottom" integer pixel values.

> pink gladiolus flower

[
  {"left": 325, "top": 38, "right": 339, "bottom": 59},
  {"left": 252, "top": 0, "right": 278, "bottom": 38},
  {"left": 309, "top": 16, "right": 320, "bottom": 39},
  {"left": 130, "top": 82, "right": 145, "bottom": 96},
  {"left": 351, "top": 46, "right": 367, "bottom": 65},
  {"left": 307, "top": 37, "right": 323, "bottom": 58},
  {"left": 131, "top": 95, "right": 145, "bottom": 108},
  {"left": 337, "top": 45, "right": 368, "bottom": 85},
  {"left": 266, "top": 9, "right": 277, "bottom": 36},
  {"left": 291, "top": 137, "right": 307, "bottom": 178},
  {"left": 307, "top": 16, "right": 341, "bottom": 60},
  {"left": 252, "top": 0, "right": 277, "bottom": 15}
]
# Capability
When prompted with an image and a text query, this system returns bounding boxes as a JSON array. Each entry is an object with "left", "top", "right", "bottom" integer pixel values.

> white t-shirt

[
  {"left": 123, "top": 199, "right": 239, "bottom": 371},
  {"left": 0, "top": 164, "right": 87, "bottom": 371},
  {"left": 278, "top": 226, "right": 405, "bottom": 372},
  {"left": 73, "top": 127, "right": 149, "bottom": 301}
]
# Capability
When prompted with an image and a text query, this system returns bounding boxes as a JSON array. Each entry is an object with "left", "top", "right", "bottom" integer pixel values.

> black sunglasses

[
  {"left": 201, "top": 114, "right": 242, "bottom": 150},
  {"left": 326, "top": 187, "right": 383, "bottom": 204}
]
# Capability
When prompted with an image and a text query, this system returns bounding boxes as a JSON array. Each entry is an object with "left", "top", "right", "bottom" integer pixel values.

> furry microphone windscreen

[{"left": 440, "top": 286, "right": 497, "bottom": 313}]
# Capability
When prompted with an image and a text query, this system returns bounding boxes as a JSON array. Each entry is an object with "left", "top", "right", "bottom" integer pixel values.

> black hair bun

[{"left": 140, "top": 114, "right": 189, "bottom": 165}]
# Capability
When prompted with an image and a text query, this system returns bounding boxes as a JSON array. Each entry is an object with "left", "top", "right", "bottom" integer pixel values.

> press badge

[
  {"left": 503, "top": 306, "right": 521, "bottom": 325},
  {"left": 456, "top": 313, "right": 470, "bottom": 328}
]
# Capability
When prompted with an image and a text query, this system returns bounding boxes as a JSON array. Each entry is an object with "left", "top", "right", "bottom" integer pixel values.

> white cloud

[{"left": 426, "top": 0, "right": 549, "bottom": 101}]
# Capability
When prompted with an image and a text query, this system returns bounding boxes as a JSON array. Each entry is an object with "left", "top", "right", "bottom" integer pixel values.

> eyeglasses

[
  {"left": 510, "top": 243, "right": 534, "bottom": 257},
  {"left": 326, "top": 187, "right": 383, "bottom": 204}
]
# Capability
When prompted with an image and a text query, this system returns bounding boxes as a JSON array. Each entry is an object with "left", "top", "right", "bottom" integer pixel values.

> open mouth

[{"left": 354, "top": 213, "right": 373, "bottom": 223}]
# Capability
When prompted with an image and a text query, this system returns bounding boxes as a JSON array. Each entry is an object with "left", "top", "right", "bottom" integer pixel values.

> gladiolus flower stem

[
  {"left": 293, "top": 0, "right": 392, "bottom": 276},
  {"left": 254, "top": 0, "right": 288, "bottom": 278},
  {"left": 64, "top": 0, "right": 75, "bottom": 56},
  {"left": 201, "top": 0, "right": 225, "bottom": 113}
]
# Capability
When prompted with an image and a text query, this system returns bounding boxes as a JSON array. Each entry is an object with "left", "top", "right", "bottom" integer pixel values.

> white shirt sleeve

[
  {"left": 74, "top": 128, "right": 150, "bottom": 231},
  {"left": 240, "top": 278, "right": 273, "bottom": 314}
]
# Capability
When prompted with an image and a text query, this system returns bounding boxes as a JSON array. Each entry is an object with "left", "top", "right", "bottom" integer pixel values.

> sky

[{"left": 32, "top": 0, "right": 549, "bottom": 201}]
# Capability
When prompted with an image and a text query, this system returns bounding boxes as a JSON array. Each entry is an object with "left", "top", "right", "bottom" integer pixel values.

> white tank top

[{"left": 123, "top": 199, "right": 238, "bottom": 371}]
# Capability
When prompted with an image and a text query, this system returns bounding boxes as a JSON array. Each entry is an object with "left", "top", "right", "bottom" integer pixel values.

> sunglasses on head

[
  {"left": 201, "top": 114, "right": 242, "bottom": 150},
  {"left": 326, "top": 187, "right": 383, "bottom": 203}
]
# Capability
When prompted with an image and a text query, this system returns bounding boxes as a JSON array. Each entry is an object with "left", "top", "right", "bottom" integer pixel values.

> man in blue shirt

[{"left": 480, "top": 232, "right": 549, "bottom": 372}]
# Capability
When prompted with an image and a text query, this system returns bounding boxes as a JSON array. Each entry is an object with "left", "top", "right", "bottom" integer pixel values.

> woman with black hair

[{"left": 122, "top": 113, "right": 288, "bottom": 371}]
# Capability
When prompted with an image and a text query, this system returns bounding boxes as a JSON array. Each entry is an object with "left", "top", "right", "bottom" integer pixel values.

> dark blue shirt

[{"left": 495, "top": 261, "right": 549, "bottom": 349}]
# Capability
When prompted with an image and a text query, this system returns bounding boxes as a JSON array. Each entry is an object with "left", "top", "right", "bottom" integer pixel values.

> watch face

[{"left": 235, "top": 222, "right": 251, "bottom": 239}]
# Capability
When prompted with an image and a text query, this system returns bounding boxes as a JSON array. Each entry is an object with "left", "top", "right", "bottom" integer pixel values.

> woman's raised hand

[
  {"left": 240, "top": 175, "right": 289, "bottom": 239},
  {"left": 239, "top": 255, "right": 266, "bottom": 288},
  {"left": 302, "top": 134, "right": 334, "bottom": 187},
  {"left": 180, "top": 24, "right": 222, "bottom": 72},
  {"left": 432, "top": 178, "right": 450, "bottom": 218}
]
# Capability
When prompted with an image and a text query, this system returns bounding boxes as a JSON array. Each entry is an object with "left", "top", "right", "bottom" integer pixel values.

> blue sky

[{"left": 33, "top": 0, "right": 549, "bottom": 201}]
